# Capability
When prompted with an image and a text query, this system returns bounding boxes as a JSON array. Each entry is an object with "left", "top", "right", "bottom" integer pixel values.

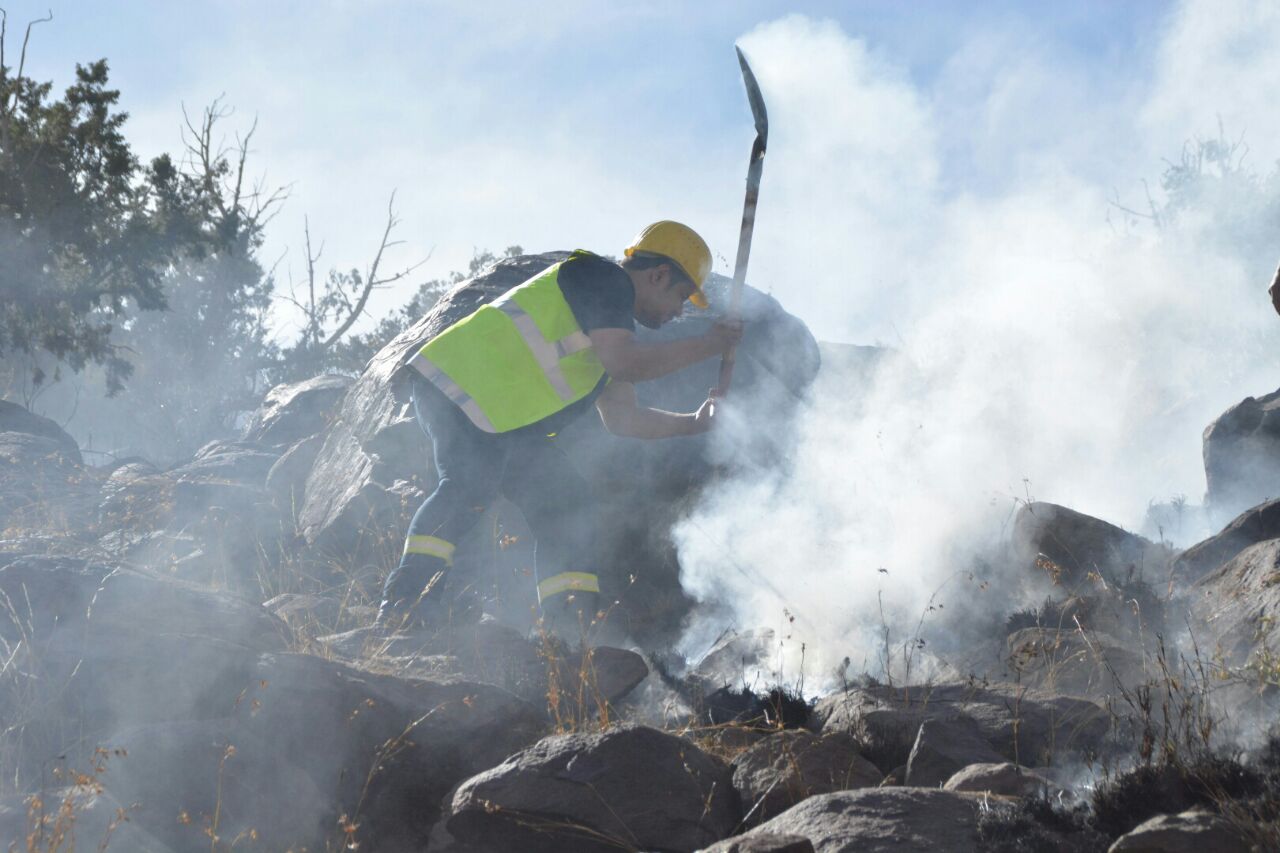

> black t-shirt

[{"left": 557, "top": 250, "right": 636, "bottom": 335}]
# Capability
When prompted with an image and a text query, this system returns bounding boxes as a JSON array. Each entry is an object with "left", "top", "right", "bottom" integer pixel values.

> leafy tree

[
  {"left": 0, "top": 27, "right": 184, "bottom": 395},
  {"left": 103, "top": 102, "right": 285, "bottom": 459}
]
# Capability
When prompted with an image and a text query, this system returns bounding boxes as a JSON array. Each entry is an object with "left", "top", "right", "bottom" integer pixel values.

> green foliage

[
  {"left": 104, "top": 102, "right": 284, "bottom": 459},
  {"left": 0, "top": 57, "right": 184, "bottom": 393}
]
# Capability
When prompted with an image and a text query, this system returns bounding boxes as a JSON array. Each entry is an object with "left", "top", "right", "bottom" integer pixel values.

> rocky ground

[{"left": 2, "top": 257, "right": 1279, "bottom": 851}]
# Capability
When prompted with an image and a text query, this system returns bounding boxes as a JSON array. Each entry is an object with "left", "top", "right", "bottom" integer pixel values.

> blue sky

[
  {"left": 8, "top": 0, "right": 1280, "bottom": 351},
  {"left": 7, "top": 0, "right": 1196, "bottom": 343}
]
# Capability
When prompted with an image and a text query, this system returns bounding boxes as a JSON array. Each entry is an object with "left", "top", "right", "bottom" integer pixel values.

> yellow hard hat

[{"left": 624, "top": 220, "right": 712, "bottom": 309}]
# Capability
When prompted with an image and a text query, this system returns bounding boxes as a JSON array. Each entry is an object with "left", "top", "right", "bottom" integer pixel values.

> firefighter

[{"left": 377, "top": 221, "right": 743, "bottom": 638}]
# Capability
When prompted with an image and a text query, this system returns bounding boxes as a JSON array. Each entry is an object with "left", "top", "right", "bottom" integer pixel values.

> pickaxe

[{"left": 716, "top": 46, "right": 769, "bottom": 397}]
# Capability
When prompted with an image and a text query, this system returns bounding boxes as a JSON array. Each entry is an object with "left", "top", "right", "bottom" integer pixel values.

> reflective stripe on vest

[
  {"left": 403, "top": 534, "right": 456, "bottom": 565},
  {"left": 406, "top": 353, "right": 497, "bottom": 433},
  {"left": 492, "top": 297, "right": 579, "bottom": 401},
  {"left": 537, "top": 571, "right": 600, "bottom": 602},
  {"left": 407, "top": 254, "right": 608, "bottom": 433}
]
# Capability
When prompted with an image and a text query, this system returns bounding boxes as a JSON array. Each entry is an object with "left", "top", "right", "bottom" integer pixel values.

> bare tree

[{"left": 278, "top": 191, "right": 427, "bottom": 377}]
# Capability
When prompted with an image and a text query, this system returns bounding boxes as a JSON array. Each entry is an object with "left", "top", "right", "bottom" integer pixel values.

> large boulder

[
  {"left": 942, "top": 762, "right": 1060, "bottom": 797},
  {"left": 1009, "top": 502, "right": 1172, "bottom": 590},
  {"left": 96, "top": 471, "right": 289, "bottom": 590},
  {"left": 704, "top": 834, "right": 817, "bottom": 853},
  {"left": 1107, "top": 809, "right": 1251, "bottom": 853},
  {"left": 243, "top": 374, "right": 353, "bottom": 447},
  {"left": 0, "top": 431, "right": 94, "bottom": 536},
  {"left": 448, "top": 724, "right": 739, "bottom": 852},
  {"left": 1188, "top": 538, "right": 1280, "bottom": 678},
  {"left": 1203, "top": 387, "right": 1280, "bottom": 522},
  {"left": 0, "top": 784, "right": 174, "bottom": 853},
  {"left": 733, "top": 730, "right": 881, "bottom": 826},
  {"left": 904, "top": 715, "right": 1005, "bottom": 788},
  {"left": 1172, "top": 498, "right": 1280, "bottom": 583},
  {"left": 816, "top": 682, "right": 1109, "bottom": 771},
  {"left": 265, "top": 433, "right": 327, "bottom": 520},
  {"left": 715, "top": 788, "right": 981, "bottom": 853},
  {"left": 1005, "top": 627, "right": 1150, "bottom": 697},
  {"left": 168, "top": 439, "right": 281, "bottom": 486},
  {"left": 0, "top": 399, "right": 82, "bottom": 462},
  {"left": 296, "top": 252, "right": 819, "bottom": 643},
  {"left": 0, "top": 555, "right": 291, "bottom": 785},
  {"left": 100, "top": 655, "right": 542, "bottom": 852}
]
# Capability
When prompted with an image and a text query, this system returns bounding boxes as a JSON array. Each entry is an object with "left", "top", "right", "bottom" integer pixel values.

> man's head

[{"left": 622, "top": 221, "right": 711, "bottom": 329}]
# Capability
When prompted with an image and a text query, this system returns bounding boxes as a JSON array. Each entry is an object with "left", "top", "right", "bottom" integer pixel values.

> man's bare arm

[
  {"left": 595, "top": 381, "right": 718, "bottom": 439},
  {"left": 589, "top": 322, "right": 742, "bottom": 383}
]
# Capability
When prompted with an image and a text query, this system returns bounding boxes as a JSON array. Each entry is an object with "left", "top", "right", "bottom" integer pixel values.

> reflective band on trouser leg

[
  {"left": 403, "top": 534, "right": 456, "bottom": 566},
  {"left": 493, "top": 300, "right": 575, "bottom": 400},
  {"left": 407, "top": 353, "right": 498, "bottom": 433},
  {"left": 536, "top": 571, "right": 600, "bottom": 603}
]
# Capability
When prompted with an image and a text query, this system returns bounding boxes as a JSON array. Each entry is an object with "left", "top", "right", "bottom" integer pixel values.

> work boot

[
  {"left": 539, "top": 591, "right": 601, "bottom": 648},
  {"left": 375, "top": 586, "right": 485, "bottom": 633}
]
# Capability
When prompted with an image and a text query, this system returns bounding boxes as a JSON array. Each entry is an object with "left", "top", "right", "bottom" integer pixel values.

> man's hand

[
  {"left": 1270, "top": 260, "right": 1280, "bottom": 317},
  {"left": 704, "top": 318, "right": 745, "bottom": 354},
  {"left": 692, "top": 388, "right": 725, "bottom": 434}
]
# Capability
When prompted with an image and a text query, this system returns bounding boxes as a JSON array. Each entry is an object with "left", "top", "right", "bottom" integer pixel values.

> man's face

[{"left": 634, "top": 264, "right": 697, "bottom": 329}]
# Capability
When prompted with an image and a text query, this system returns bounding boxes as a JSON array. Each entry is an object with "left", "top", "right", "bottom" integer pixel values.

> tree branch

[
  {"left": 16, "top": 9, "right": 50, "bottom": 82},
  {"left": 321, "top": 191, "right": 397, "bottom": 348}
]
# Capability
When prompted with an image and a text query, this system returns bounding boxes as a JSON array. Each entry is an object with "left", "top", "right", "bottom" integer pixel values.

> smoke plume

[{"left": 674, "top": 4, "right": 1280, "bottom": 687}]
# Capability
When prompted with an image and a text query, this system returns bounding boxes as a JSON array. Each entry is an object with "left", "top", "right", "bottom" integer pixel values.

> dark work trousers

[{"left": 380, "top": 376, "right": 601, "bottom": 623}]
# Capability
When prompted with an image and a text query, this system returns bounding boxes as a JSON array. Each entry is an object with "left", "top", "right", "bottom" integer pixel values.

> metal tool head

[{"left": 735, "top": 45, "right": 768, "bottom": 149}]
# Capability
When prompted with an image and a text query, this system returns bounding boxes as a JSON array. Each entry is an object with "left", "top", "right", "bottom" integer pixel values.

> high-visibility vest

[{"left": 406, "top": 252, "right": 610, "bottom": 433}]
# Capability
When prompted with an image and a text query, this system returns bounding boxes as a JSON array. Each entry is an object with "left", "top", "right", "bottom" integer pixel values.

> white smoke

[{"left": 674, "top": 4, "right": 1280, "bottom": 686}]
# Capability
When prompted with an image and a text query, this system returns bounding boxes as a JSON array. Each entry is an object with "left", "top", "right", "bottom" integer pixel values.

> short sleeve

[{"left": 557, "top": 253, "right": 636, "bottom": 333}]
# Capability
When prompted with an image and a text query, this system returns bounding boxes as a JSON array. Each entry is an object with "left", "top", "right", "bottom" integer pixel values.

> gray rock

[
  {"left": 297, "top": 252, "right": 820, "bottom": 646},
  {"left": 816, "top": 682, "right": 1108, "bottom": 771},
  {"left": 942, "top": 761, "right": 1059, "bottom": 797},
  {"left": 263, "top": 591, "right": 375, "bottom": 633},
  {"left": 1005, "top": 627, "right": 1149, "bottom": 697},
  {"left": 96, "top": 653, "right": 542, "bottom": 852},
  {"left": 449, "top": 724, "right": 739, "bottom": 852},
  {"left": 0, "top": 431, "right": 93, "bottom": 533},
  {"left": 1010, "top": 502, "right": 1172, "bottom": 588},
  {"left": 265, "top": 433, "right": 326, "bottom": 519},
  {"left": 733, "top": 730, "right": 881, "bottom": 826},
  {"left": 691, "top": 627, "right": 777, "bottom": 690},
  {"left": 703, "top": 833, "right": 816, "bottom": 853},
  {"left": 0, "top": 399, "right": 82, "bottom": 462},
  {"left": 169, "top": 440, "right": 280, "bottom": 486},
  {"left": 243, "top": 374, "right": 352, "bottom": 447},
  {"left": 0, "top": 784, "right": 174, "bottom": 853},
  {"left": 1203, "top": 387, "right": 1280, "bottom": 522},
  {"left": 1189, "top": 538, "right": 1280, "bottom": 672},
  {"left": 719, "top": 788, "right": 980, "bottom": 853},
  {"left": 0, "top": 555, "right": 290, "bottom": 784},
  {"left": 1173, "top": 498, "right": 1280, "bottom": 583},
  {"left": 1107, "top": 809, "right": 1251, "bottom": 852},
  {"left": 905, "top": 716, "right": 1004, "bottom": 788}
]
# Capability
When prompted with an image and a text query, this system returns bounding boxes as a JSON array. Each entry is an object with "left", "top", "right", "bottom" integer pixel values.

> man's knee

[{"left": 434, "top": 475, "right": 499, "bottom": 514}]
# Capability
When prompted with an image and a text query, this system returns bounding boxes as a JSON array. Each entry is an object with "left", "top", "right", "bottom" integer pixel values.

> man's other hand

[
  {"left": 692, "top": 388, "right": 725, "bottom": 433},
  {"left": 705, "top": 318, "right": 745, "bottom": 354}
]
